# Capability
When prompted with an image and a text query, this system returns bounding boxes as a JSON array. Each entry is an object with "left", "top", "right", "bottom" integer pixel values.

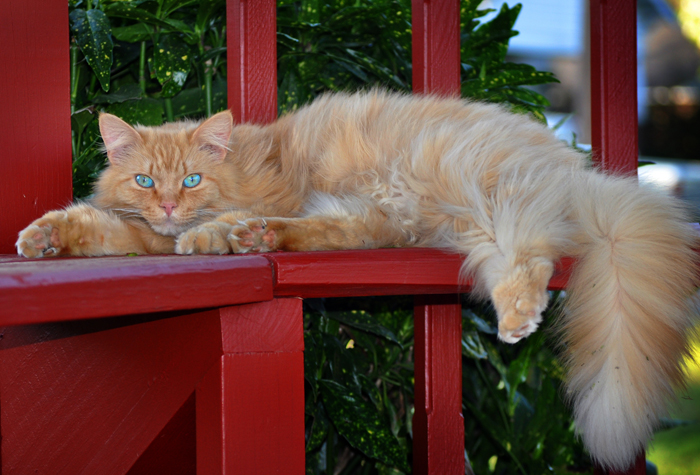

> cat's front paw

[
  {"left": 175, "top": 222, "right": 233, "bottom": 255},
  {"left": 228, "top": 218, "right": 279, "bottom": 253},
  {"left": 491, "top": 259, "right": 553, "bottom": 344},
  {"left": 16, "top": 213, "right": 68, "bottom": 258}
]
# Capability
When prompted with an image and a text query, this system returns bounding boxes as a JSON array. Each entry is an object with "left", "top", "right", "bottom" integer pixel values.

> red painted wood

[
  {"left": 0, "top": 309, "right": 223, "bottom": 474},
  {"left": 413, "top": 294, "right": 464, "bottom": 475},
  {"left": 266, "top": 249, "right": 573, "bottom": 297},
  {"left": 0, "top": 254, "right": 273, "bottom": 325},
  {"left": 411, "top": 0, "right": 461, "bottom": 96},
  {"left": 593, "top": 453, "right": 646, "bottom": 475},
  {"left": 196, "top": 299, "right": 305, "bottom": 475},
  {"left": 227, "top": 0, "right": 277, "bottom": 124},
  {"left": 126, "top": 393, "right": 196, "bottom": 475},
  {"left": 590, "top": 0, "right": 638, "bottom": 175},
  {"left": 0, "top": 0, "right": 73, "bottom": 254}
]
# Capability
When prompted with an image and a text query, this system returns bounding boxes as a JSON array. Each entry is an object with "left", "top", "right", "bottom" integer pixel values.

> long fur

[{"left": 17, "top": 90, "right": 699, "bottom": 470}]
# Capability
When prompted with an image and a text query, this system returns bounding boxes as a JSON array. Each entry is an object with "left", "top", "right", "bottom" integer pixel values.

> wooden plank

[
  {"left": 0, "top": 309, "right": 223, "bottom": 475},
  {"left": 589, "top": 0, "right": 638, "bottom": 175},
  {"left": 0, "top": 0, "right": 72, "bottom": 254},
  {"left": 196, "top": 299, "right": 305, "bottom": 475},
  {"left": 266, "top": 249, "right": 574, "bottom": 298},
  {"left": 411, "top": 0, "right": 461, "bottom": 96},
  {"left": 413, "top": 294, "right": 464, "bottom": 475},
  {"left": 227, "top": 0, "right": 277, "bottom": 124},
  {"left": 0, "top": 255, "right": 273, "bottom": 325},
  {"left": 126, "top": 393, "right": 196, "bottom": 475}
]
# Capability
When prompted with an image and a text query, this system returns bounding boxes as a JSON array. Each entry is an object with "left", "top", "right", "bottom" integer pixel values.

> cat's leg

[
  {"left": 175, "top": 194, "right": 394, "bottom": 254},
  {"left": 16, "top": 203, "right": 173, "bottom": 257}
]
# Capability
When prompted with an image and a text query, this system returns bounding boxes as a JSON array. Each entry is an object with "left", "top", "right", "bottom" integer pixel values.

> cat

[{"left": 16, "top": 89, "right": 699, "bottom": 471}]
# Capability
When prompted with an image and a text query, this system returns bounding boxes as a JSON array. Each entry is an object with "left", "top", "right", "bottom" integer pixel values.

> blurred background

[
  {"left": 483, "top": 0, "right": 700, "bottom": 222},
  {"left": 481, "top": 1, "right": 700, "bottom": 473}
]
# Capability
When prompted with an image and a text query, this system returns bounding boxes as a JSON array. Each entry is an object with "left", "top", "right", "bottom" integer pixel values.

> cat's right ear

[
  {"left": 191, "top": 110, "right": 233, "bottom": 163},
  {"left": 99, "top": 113, "right": 142, "bottom": 165}
]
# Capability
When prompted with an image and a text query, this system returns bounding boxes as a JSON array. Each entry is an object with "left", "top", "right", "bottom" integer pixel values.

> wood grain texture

[
  {"left": 197, "top": 299, "right": 305, "bottom": 475},
  {"left": 227, "top": 0, "right": 277, "bottom": 124},
  {"left": 0, "top": 309, "right": 223, "bottom": 475},
  {"left": 413, "top": 294, "right": 464, "bottom": 475},
  {"left": 266, "top": 249, "right": 573, "bottom": 298},
  {"left": 590, "top": 0, "right": 638, "bottom": 175},
  {"left": 0, "top": 254, "right": 273, "bottom": 325},
  {"left": 411, "top": 0, "right": 461, "bottom": 96},
  {"left": 220, "top": 297, "right": 304, "bottom": 353},
  {"left": 0, "top": 0, "right": 73, "bottom": 254}
]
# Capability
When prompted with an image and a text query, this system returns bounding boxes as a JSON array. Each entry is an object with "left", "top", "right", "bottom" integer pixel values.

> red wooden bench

[{"left": 0, "top": 0, "right": 645, "bottom": 474}]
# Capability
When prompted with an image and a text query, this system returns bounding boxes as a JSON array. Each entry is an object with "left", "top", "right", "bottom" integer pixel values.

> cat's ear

[
  {"left": 99, "top": 113, "right": 142, "bottom": 165},
  {"left": 191, "top": 110, "right": 233, "bottom": 163}
]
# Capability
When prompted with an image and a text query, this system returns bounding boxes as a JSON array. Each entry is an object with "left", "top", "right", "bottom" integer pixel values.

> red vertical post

[
  {"left": 413, "top": 294, "right": 464, "bottom": 475},
  {"left": 591, "top": 1, "right": 643, "bottom": 473},
  {"left": 0, "top": 0, "right": 72, "bottom": 253},
  {"left": 589, "top": 0, "right": 638, "bottom": 176},
  {"left": 196, "top": 299, "right": 306, "bottom": 475},
  {"left": 411, "top": 0, "right": 461, "bottom": 96},
  {"left": 227, "top": 0, "right": 278, "bottom": 124},
  {"left": 411, "top": 2, "right": 464, "bottom": 474}
]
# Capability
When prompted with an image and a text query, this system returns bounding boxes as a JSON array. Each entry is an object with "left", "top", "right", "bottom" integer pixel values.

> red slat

[
  {"left": 0, "top": 255, "right": 273, "bottom": 325},
  {"left": 266, "top": 249, "right": 573, "bottom": 297},
  {"left": 196, "top": 299, "right": 305, "bottom": 475},
  {"left": 227, "top": 0, "right": 277, "bottom": 124},
  {"left": 590, "top": 0, "right": 638, "bottom": 175},
  {"left": 0, "top": 309, "right": 223, "bottom": 475},
  {"left": 411, "top": 0, "right": 461, "bottom": 96},
  {"left": 0, "top": 0, "right": 72, "bottom": 253},
  {"left": 413, "top": 294, "right": 464, "bottom": 475}
]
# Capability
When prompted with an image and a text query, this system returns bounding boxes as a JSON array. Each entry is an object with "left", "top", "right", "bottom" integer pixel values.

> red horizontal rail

[
  {"left": 0, "top": 255, "right": 273, "bottom": 325},
  {"left": 0, "top": 250, "right": 576, "bottom": 326}
]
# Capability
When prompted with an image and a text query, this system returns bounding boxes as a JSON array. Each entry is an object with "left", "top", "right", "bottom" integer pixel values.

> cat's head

[{"left": 94, "top": 111, "right": 235, "bottom": 236}]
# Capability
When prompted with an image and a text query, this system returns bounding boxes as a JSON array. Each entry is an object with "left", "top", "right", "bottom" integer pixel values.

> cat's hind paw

[
  {"left": 16, "top": 219, "right": 65, "bottom": 258},
  {"left": 228, "top": 218, "right": 279, "bottom": 253},
  {"left": 175, "top": 222, "right": 233, "bottom": 255}
]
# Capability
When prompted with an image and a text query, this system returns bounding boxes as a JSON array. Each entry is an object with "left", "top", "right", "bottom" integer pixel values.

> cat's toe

[
  {"left": 16, "top": 225, "right": 58, "bottom": 258},
  {"left": 228, "top": 218, "right": 278, "bottom": 253},
  {"left": 175, "top": 223, "right": 232, "bottom": 255},
  {"left": 498, "top": 315, "right": 541, "bottom": 344}
]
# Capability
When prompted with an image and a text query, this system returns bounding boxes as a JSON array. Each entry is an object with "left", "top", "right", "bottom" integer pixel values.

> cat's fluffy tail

[{"left": 562, "top": 172, "right": 699, "bottom": 470}]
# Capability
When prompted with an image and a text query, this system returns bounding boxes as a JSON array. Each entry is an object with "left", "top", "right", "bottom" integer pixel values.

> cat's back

[{"left": 278, "top": 90, "right": 584, "bottom": 186}]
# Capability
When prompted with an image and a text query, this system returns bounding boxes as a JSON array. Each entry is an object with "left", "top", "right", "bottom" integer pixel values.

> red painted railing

[{"left": 0, "top": 1, "right": 644, "bottom": 474}]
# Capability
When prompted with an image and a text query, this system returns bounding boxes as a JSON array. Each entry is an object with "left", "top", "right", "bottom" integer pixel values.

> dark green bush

[{"left": 68, "top": 1, "right": 588, "bottom": 473}]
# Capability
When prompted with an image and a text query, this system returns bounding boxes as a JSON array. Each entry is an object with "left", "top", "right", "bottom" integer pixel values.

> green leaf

[
  {"left": 103, "top": 2, "right": 174, "bottom": 29},
  {"left": 306, "top": 402, "right": 330, "bottom": 452},
  {"left": 112, "top": 23, "right": 152, "bottom": 43},
  {"left": 320, "top": 380, "right": 409, "bottom": 472},
  {"left": 326, "top": 310, "right": 400, "bottom": 345},
  {"left": 70, "top": 8, "right": 113, "bottom": 92},
  {"left": 106, "top": 98, "right": 164, "bottom": 126},
  {"left": 462, "top": 331, "right": 488, "bottom": 359},
  {"left": 92, "top": 83, "right": 144, "bottom": 104},
  {"left": 195, "top": 0, "right": 225, "bottom": 34},
  {"left": 152, "top": 34, "right": 192, "bottom": 97}
]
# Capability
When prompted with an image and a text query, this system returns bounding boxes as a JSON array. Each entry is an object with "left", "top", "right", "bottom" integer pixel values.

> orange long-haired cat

[{"left": 16, "top": 90, "right": 699, "bottom": 470}]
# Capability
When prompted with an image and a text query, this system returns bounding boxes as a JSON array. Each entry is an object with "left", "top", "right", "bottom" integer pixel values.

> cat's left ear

[{"left": 191, "top": 110, "right": 233, "bottom": 163}]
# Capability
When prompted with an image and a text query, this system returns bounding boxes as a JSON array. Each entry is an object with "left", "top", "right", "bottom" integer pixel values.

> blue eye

[
  {"left": 135, "top": 175, "right": 154, "bottom": 188},
  {"left": 183, "top": 174, "right": 201, "bottom": 188}
]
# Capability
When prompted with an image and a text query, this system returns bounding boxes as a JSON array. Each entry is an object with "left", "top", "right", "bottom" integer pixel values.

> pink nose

[{"left": 161, "top": 202, "right": 177, "bottom": 217}]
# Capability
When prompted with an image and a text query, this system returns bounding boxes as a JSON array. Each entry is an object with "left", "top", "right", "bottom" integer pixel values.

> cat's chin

[{"left": 150, "top": 222, "right": 190, "bottom": 237}]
